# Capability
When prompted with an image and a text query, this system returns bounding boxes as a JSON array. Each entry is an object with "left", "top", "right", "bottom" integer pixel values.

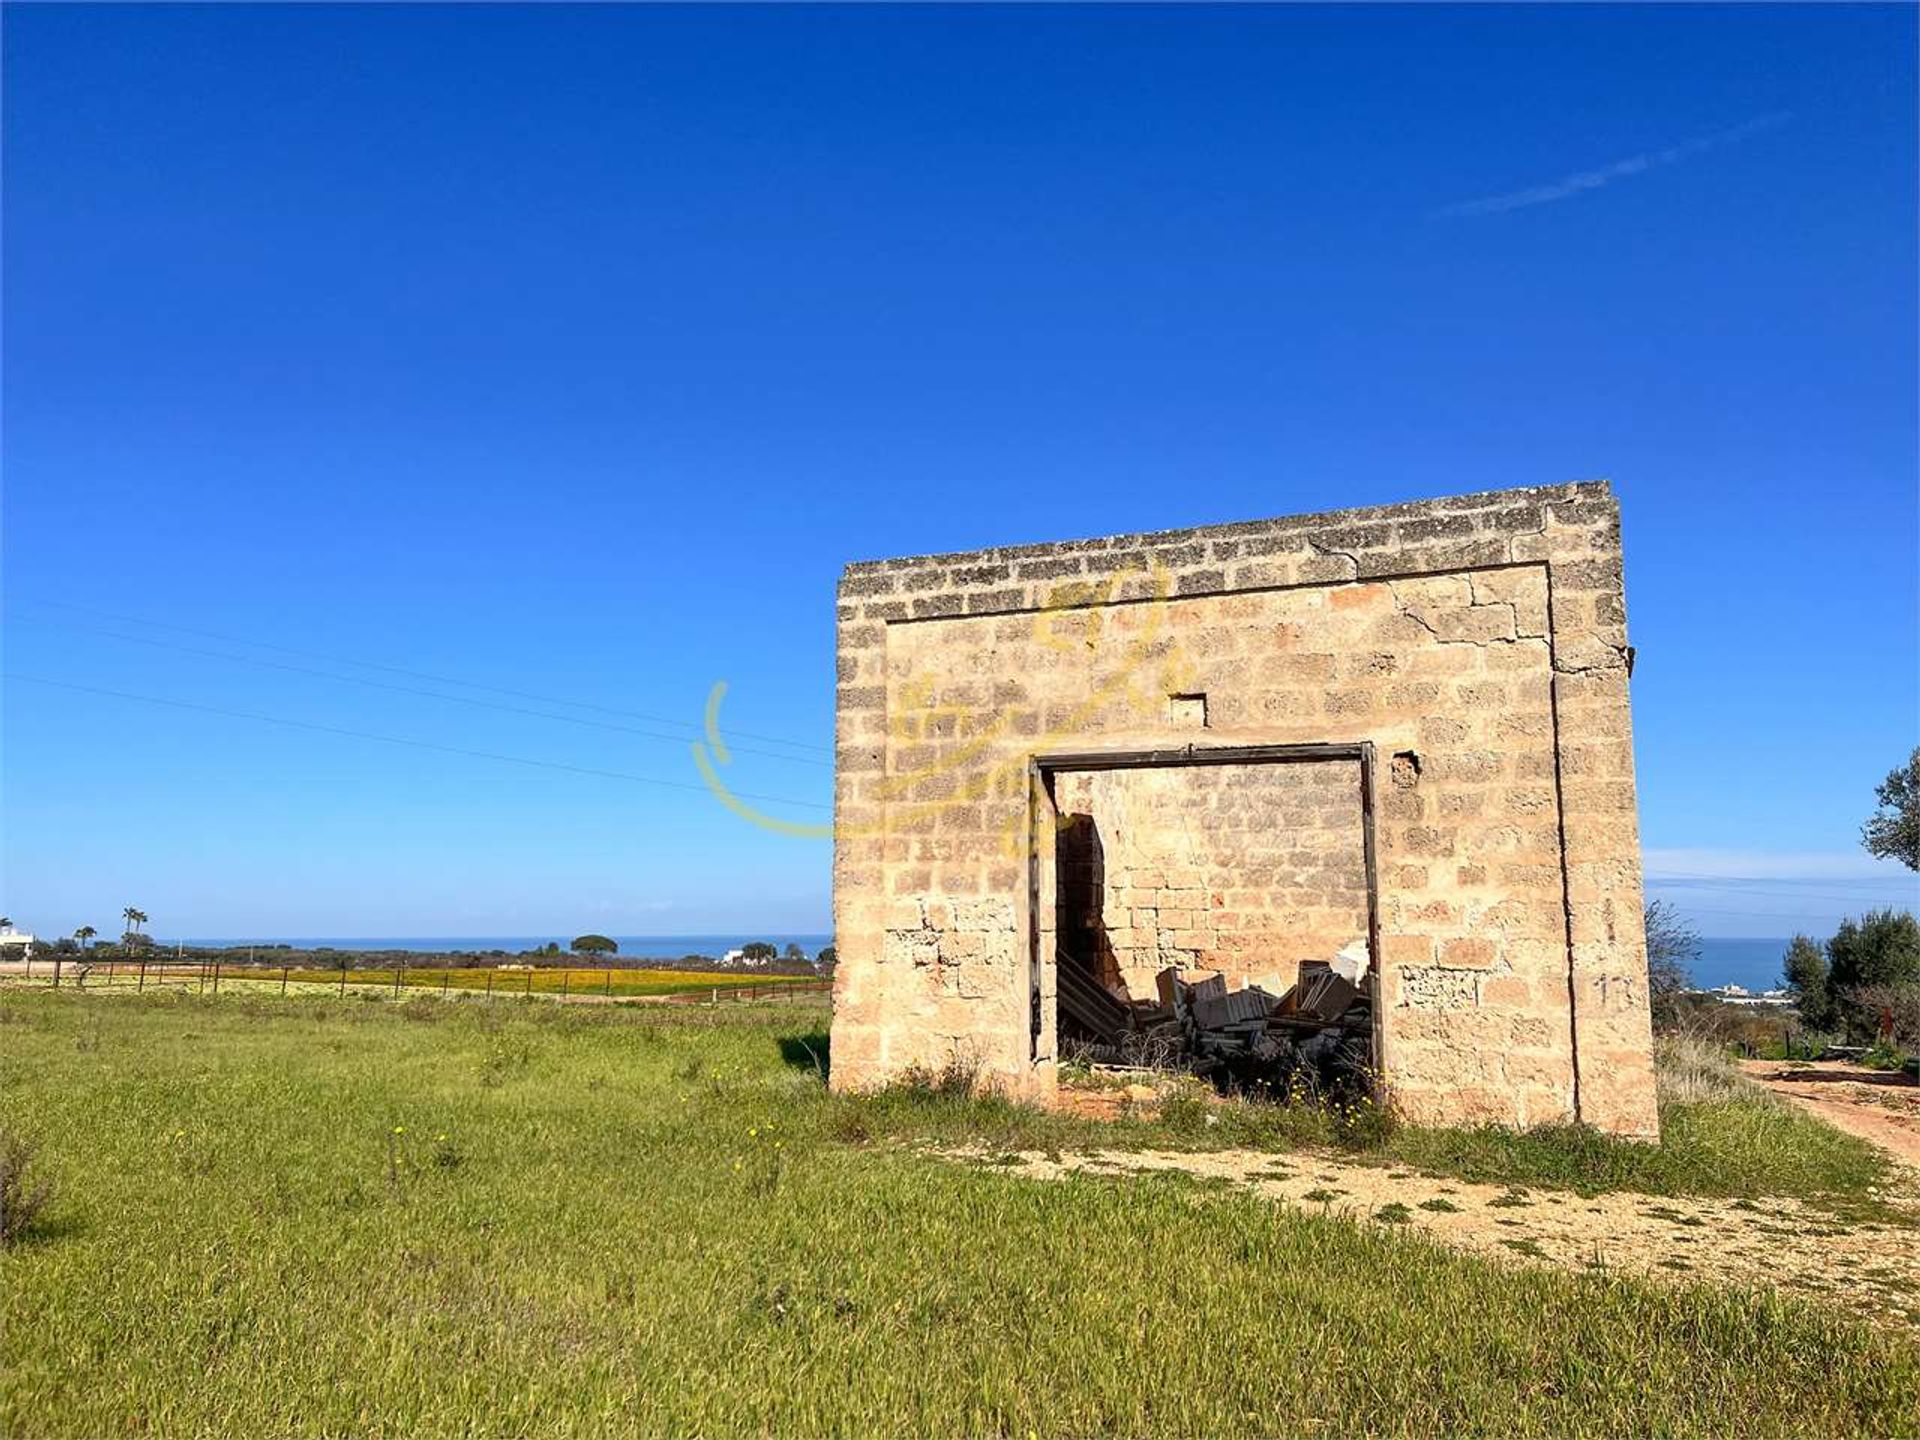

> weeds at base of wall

[{"left": 822, "top": 1038, "right": 1903, "bottom": 1221}]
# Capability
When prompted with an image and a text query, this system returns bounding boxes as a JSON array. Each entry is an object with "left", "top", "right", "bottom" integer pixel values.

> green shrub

[{"left": 0, "top": 1126, "right": 52, "bottom": 1246}]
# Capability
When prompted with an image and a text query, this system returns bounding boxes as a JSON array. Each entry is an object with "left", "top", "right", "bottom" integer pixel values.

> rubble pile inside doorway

[{"left": 1058, "top": 942, "right": 1375, "bottom": 1096}]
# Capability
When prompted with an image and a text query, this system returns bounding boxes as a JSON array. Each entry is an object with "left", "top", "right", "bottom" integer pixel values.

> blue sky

[{"left": 3, "top": 4, "right": 1915, "bottom": 942}]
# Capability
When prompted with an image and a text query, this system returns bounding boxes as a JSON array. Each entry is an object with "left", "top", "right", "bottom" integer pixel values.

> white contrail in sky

[{"left": 1437, "top": 112, "right": 1793, "bottom": 218}]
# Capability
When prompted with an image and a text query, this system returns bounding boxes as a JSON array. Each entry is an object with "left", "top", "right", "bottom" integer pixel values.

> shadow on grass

[
  {"left": 779, "top": 1031, "right": 831, "bottom": 1083},
  {"left": 4, "top": 1209, "right": 87, "bottom": 1250}
]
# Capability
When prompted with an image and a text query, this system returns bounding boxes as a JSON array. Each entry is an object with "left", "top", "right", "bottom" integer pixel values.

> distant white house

[
  {"left": 0, "top": 926, "right": 36, "bottom": 959},
  {"left": 721, "top": 948, "right": 745, "bottom": 968},
  {"left": 1697, "top": 983, "right": 1794, "bottom": 1008}
]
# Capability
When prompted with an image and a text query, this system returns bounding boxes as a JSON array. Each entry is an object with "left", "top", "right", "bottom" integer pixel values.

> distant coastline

[
  {"left": 1689, "top": 937, "right": 1792, "bottom": 992},
  {"left": 166, "top": 933, "right": 1780, "bottom": 988},
  {"left": 177, "top": 934, "right": 834, "bottom": 960}
]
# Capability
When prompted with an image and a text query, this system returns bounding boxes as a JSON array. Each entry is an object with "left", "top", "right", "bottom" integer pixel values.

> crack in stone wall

[{"left": 830, "top": 482, "right": 1659, "bottom": 1138}]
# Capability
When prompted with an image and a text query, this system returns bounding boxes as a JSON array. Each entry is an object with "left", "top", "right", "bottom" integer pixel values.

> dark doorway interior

[{"left": 1042, "top": 746, "right": 1381, "bottom": 1102}]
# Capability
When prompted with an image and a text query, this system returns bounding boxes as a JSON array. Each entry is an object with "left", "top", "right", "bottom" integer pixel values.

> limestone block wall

[
  {"left": 1052, "top": 762, "right": 1368, "bottom": 1001},
  {"left": 829, "top": 481, "right": 1658, "bottom": 1138}
]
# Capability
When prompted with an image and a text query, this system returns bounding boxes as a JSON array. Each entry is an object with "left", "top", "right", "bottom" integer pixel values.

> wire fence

[{"left": 3, "top": 953, "right": 832, "bottom": 1007}]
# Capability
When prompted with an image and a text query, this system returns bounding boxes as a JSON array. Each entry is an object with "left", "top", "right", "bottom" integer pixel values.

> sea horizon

[
  {"left": 176, "top": 933, "right": 835, "bottom": 959},
  {"left": 167, "top": 933, "right": 1789, "bottom": 989},
  {"left": 1689, "top": 936, "right": 1794, "bottom": 992}
]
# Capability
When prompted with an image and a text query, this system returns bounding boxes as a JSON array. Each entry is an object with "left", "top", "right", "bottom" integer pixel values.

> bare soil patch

[
  {"left": 947, "top": 1144, "right": 1920, "bottom": 1332},
  {"left": 1742, "top": 1059, "right": 1920, "bottom": 1169}
]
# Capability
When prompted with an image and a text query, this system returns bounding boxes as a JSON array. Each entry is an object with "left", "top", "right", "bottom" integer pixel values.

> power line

[
  {"left": 14, "top": 597, "right": 831, "bottom": 756},
  {"left": 1658, "top": 903, "right": 1870, "bottom": 923},
  {"left": 1645, "top": 878, "right": 1918, "bottom": 907},
  {"left": 1646, "top": 868, "right": 1913, "bottom": 895},
  {"left": 5, "top": 674, "right": 832, "bottom": 812},
  {"left": 14, "top": 615, "right": 828, "bottom": 768}
]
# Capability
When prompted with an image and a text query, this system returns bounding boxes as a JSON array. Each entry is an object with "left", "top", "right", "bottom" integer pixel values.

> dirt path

[
  {"left": 1740, "top": 1059, "right": 1920, "bottom": 1168},
  {"left": 946, "top": 1145, "right": 1920, "bottom": 1331}
]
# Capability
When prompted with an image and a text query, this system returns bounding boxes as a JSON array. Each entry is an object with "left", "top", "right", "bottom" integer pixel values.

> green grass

[
  {"left": 821, "top": 1037, "right": 1902, "bottom": 1220},
  {"left": 1373, "top": 1036, "right": 1898, "bottom": 1217},
  {"left": 3, "top": 991, "right": 1916, "bottom": 1437},
  {"left": 18, "top": 961, "right": 822, "bottom": 1000}
]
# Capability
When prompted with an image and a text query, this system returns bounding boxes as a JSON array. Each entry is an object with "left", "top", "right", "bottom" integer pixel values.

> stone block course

[{"left": 830, "top": 481, "right": 1658, "bottom": 1138}]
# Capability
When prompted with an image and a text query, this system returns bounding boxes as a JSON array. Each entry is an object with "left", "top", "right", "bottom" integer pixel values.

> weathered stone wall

[
  {"left": 1052, "top": 762, "right": 1368, "bottom": 1001},
  {"left": 830, "top": 482, "right": 1658, "bottom": 1137}
]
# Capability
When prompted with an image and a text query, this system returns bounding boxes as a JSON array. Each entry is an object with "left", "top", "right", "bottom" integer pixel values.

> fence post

[
  {"left": 711, "top": 987, "right": 717, "bottom": 1007},
  {"left": 53, "top": 954, "right": 62, "bottom": 989},
  {"left": 340, "top": 963, "right": 348, "bottom": 998},
  {"left": 525, "top": 969, "right": 533, "bottom": 1001},
  {"left": 486, "top": 970, "right": 495, "bottom": 1000},
  {"left": 394, "top": 966, "right": 403, "bottom": 998},
  {"left": 442, "top": 968, "right": 450, "bottom": 997},
  {"left": 212, "top": 960, "right": 221, "bottom": 995},
  {"left": 138, "top": 956, "right": 147, "bottom": 992},
  {"left": 605, "top": 967, "right": 613, "bottom": 998},
  {"left": 282, "top": 965, "right": 289, "bottom": 997}
]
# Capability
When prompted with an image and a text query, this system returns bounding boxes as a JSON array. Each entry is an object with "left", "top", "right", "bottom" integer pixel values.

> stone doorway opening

[{"left": 1033, "top": 744, "right": 1383, "bottom": 1103}]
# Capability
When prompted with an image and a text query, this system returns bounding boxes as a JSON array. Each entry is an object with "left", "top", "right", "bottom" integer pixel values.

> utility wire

[
  {"left": 6, "top": 674, "right": 832, "bottom": 812},
  {"left": 1645, "top": 878, "right": 1917, "bottom": 906},
  {"left": 1657, "top": 903, "right": 1880, "bottom": 923},
  {"left": 1646, "top": 868, "right": 1912, "bottom": 888},
  {"left": 15, "top": 597, "right": 831, "bottom": 755},
  {"left": 15, "top": 616, "right": 828, "bottom": 768},
  {"left": 1643, "top": 867, "right": 1912, "bottom": 902}
]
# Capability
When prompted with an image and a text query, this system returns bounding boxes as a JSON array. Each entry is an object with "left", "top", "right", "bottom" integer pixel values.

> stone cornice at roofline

[{"left": 841, "top": 481, "right": 1614, "bottom": 578}]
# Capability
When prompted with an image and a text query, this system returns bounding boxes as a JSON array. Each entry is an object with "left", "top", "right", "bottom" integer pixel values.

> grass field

[
  {"left": 10, "top": 960, "right": 824, "bottom": 1001},
  {"left": 3, "top": 991, "right": 1916, "bottom": 1436},
  {"left": 869, "top": 1037, "right": 1901, "bottom": 1216}
]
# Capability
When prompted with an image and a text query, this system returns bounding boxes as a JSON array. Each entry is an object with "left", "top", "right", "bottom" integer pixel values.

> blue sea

[
  {"left": 1691, "top": 937, "right": 1794, "bottom": 992},
  {"left": 181, "top": 932, "right": 1781, "bottom": 986},
  {"left": 182, "top": 933, "right": 834, "bottom": 960}
]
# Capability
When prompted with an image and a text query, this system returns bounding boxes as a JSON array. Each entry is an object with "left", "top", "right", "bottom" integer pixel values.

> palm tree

[
  {"left": 122, "top": 907, "right": 148, "bottom": 947},
  {"left": 75, "top": 926, "right": 96, "bottom": 949}
]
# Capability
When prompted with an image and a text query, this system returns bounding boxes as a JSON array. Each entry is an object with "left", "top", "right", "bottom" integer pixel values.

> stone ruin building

[{"left": 827, "top": 482, "right": 1659, "bottom": 1138}]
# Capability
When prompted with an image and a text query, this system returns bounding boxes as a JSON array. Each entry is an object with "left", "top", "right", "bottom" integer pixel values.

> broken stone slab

[
  {"left": 1191, "top": 986, "right": 1277, "bottom": 1029},
  {"left": 1331, "top": 939, "right": 1371, "bottom": 985}
]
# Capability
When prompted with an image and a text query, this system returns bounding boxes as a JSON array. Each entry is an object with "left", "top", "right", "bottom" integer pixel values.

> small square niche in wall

[{"left": 1167, "top": 693, "right": 1208, "bottom": 728}]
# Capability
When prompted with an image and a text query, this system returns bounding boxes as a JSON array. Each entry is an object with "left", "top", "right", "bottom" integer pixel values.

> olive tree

[{"left": 1862, "top": 747, "right": 1920, "bottom": 871}]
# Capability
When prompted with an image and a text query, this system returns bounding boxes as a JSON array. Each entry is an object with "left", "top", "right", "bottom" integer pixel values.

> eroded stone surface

[{"left": 831, "top": 482, "right": 1659, "bottom": 1137}]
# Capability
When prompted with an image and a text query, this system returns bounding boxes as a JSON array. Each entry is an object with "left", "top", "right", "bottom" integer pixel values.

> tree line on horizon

[
  {"left": 1625, "top": 749, "right": 1920, "bottom": 1054},
  {"left": 15, "top": 750, "right": 1914, "bottom": 1011},
  {"left": 20, "top": 917, "right": 837, "bottom": 978}
]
